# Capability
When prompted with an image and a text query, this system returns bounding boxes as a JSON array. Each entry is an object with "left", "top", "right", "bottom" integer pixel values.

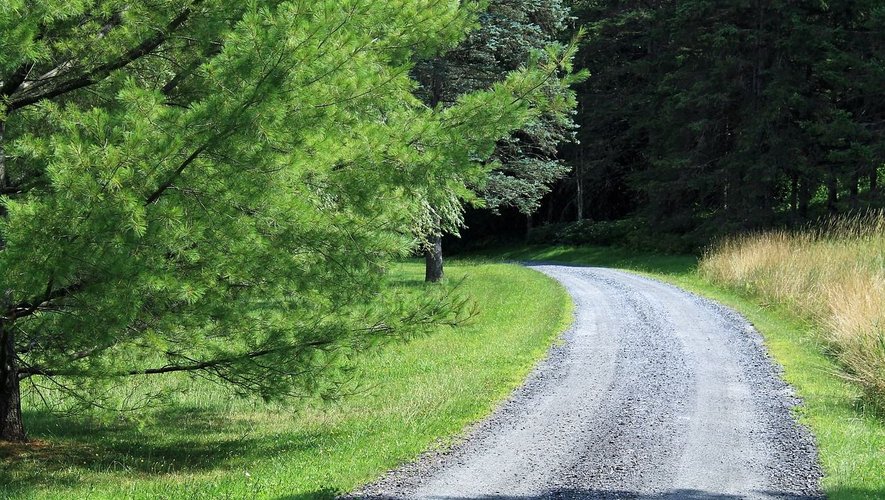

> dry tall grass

[{"left": 700, "top": 212, "right": 885, "bottom": 400}]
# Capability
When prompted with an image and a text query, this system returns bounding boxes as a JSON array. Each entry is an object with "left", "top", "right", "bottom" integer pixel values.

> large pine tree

[{"left": 0, "top": 0, "right": 566, "bottom": 441}]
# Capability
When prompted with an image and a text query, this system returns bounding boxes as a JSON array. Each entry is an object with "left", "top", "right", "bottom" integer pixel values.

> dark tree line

[{"left": 481, "top": 0, "right": 885, "bottom": 252}]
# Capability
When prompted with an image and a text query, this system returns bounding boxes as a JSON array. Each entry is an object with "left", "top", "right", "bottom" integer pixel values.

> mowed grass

[
  {"left": 1, "top": 261, "right": 572, "bottom": 499},
  {"left": 492, "top": 244, "right": 884, "bottom": 500}
]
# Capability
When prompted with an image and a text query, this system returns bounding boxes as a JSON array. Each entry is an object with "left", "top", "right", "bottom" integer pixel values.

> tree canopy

[
  {"left": 526, "top": 0, "right": 885, "bottom": 251},
  {"left": 0, "top": 0, "right": 571, "bottom": 441},
  {"left": 413, "top": 0, "right": 582, "bottom": 280}
]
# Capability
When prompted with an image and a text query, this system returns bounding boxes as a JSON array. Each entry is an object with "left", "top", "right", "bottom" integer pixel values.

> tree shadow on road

[{"left": 345, "top": 489, "right": 824, "bottom": 500}]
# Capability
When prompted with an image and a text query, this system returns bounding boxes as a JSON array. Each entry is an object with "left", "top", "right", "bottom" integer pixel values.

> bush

[
  {"left": 528, "top": 219, "right": 635, "bottom": 246},
  {"left": 527, "top": 218, "right": 698, "bottom": 253}
]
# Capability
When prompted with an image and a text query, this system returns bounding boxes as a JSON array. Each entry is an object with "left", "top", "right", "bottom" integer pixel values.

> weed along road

[{"left": 355, "top": 265, "right": 823, "bottom": 499}]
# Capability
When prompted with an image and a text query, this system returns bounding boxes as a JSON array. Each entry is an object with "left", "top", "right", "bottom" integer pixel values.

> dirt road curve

[{"left": 353, "top": 265, "right": 822, "bottom": 499}]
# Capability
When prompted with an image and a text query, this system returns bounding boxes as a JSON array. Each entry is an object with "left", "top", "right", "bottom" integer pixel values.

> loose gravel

[{"left": 349, "top": 266, "right": 822, "bottom": 499}]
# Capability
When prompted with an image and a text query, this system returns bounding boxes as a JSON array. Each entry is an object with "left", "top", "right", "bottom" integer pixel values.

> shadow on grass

[
  {"left": 463, "top": 245, "right": 698, "bottom": 276},
  {"left": 1, "top": 405, "right": 337, "bottom": 497},
  {"left": 276, "top": 489, "right": 339, "bottom": 499}
]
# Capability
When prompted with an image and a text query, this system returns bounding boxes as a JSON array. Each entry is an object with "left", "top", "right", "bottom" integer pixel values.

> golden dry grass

[{"left": 700, "top": 212, "right": 885, "bottom": 400}]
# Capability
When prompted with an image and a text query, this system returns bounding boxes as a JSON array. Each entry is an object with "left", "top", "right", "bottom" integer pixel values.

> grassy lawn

[
  {"left": 5, "top": 246, "right": 881, "bottom": 499},
  {"left": 492, "top": 245, "right": 885, "bottom": 500},
  {"left": 0, "top": 261, "right": 572, "bottom": 499}
]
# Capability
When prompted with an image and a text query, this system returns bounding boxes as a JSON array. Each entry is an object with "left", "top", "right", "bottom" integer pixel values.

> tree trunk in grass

[
  {"left": 849, "top": 170, "right": 859, "bottom": 210},
  {"left": 827, "top": 169, "right": 838, "bottom": 214},
  {"left": 0, "top": 315, "right": 26, "bottom": 443},
  {"left": 424, "top": 235, "right": 444, "bottom": 283},
  {"left": 0, "top": 118, "right": 25, "bottom": 442}
]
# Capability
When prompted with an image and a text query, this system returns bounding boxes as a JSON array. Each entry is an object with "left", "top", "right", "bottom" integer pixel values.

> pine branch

[
  {"left": 5, "top": 282, "right": 86, "bottom": 321},
  {"left": 144, "top": 142, "right": 209, "bottom": 205},
  {"left": 18, "top": 341, "right": 329, "bottom": 379},
  {"left": 0, "top": 62, "right": 35, "bottom": 98},
  {"left": 8, "top": 1, "right": 201, "bottom": 111}
]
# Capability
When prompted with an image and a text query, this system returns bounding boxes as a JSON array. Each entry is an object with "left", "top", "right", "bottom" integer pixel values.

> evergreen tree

[
  {"left": 562, "top": 0, "right": 884, "bottom": 249},
  {"left": 414, "top": 0, "right": 582, "bottom": 281},
  {"left": 0, "top": 0, "right": 565, "bottom": 441}
]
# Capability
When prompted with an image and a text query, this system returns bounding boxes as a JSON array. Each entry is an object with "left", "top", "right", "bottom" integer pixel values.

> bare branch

[{"left": 0, "top": 62, "right": 35, "bottom": 98}]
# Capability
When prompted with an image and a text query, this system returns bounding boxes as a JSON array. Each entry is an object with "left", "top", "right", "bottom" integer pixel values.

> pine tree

[
  {"left": 564, "top": 0, "right": 884, "bottom": 248},
  {"left": 0, "top": 0, "right": 563, "bottom": 441},
  {"left": 414, "top": 0, "right": 582, "bottom": 281}
]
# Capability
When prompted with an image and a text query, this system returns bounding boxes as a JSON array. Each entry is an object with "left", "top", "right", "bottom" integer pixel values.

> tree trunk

[
  {"left": 575, "top": 163, "right": 584, "bottom": 221},
  {"left": 790, "top": 173, "right": 799, "bottom": 215},
  {"left": 545, "top": 194, "right": 555, "bottom": 224},
  {"left": 871, "top": 164, "right": 879, "bottom": 196},
  {"left": 0, "top": 122, "right": 24, "bottom": 442},
  {"left": 424, "top": 236, "right": 443, "bottom": 283},
  {"left": 827, "top": 168, "right": 838, "bottom": 214},
  {"left": 849, "top": 169, "right": 859, "bottom": 210},
  {"left": 0, "top": 308, "right": 26, "bottom": 442},
  {"left": 525, "top": 213, "right": 533, "bottom": 241},
  {"left": 798, "top": 175, "right": 811, "bottom": 219},
  {"left": 1, "top": 120, "right": 7, "bottom": 222}
]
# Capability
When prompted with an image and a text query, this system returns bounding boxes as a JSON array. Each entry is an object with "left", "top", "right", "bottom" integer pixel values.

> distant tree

[
  {"left": 414, "top": 0, "right": 582, "bottom": 282},
  {"left": 562, "top": 0, "right": 885, "bottom": 248},
  {"left": 0, "top": 0, "right": 564, "bottom": 442}
]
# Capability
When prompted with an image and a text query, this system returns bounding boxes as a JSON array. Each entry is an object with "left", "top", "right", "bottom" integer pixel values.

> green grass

[
  {"left": 493, "top": 245, "right": 885, "bottom": 500},
  {"left": 1, "top": 261, "right": 572, "bottom": 499},
  {"left": 7, "top": 246, "right": 881, "bottom": 499}
]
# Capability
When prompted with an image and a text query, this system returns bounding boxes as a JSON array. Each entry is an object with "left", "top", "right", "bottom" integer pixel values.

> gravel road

[{"left": 352, "top": 265, "right": 822, "bottom": 499}]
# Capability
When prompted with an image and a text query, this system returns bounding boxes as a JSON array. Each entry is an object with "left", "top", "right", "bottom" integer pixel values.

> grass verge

[
  {"left": 0, "top": 261, "right": 572, "bottom": 499},
  {"left": 490, "top": 245, "right": 884, "bottom": 500},
  {"left": 701, "top": 213, "right": 885, "bottom": 399}
]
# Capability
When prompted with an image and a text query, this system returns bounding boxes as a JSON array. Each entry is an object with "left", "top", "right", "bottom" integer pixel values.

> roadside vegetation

[
  {"left": 0, "top": 0, "right": 578, "bottom": 443},
  {"left": 495, "top": 244, "right": 884, "bottom": 500},
  {"left": 0, "top": 261, "right": 571, "bottom": 499},
  {"left": 3, "top": 0, "right": 881, "bottom": 498},
  {"left": 701, "top": 213, "right": 885, "bottom": 401}
]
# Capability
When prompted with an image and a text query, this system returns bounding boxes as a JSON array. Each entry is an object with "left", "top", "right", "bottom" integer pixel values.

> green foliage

[
  {"left": 0, "top": 0, "right": 564, "bottom": 426},
  {"left": 0, "top": 261, "right": 572, "bottom": 498},
  {"left": 564, "top": 0, "right": 885, "bottom": 244},
  {"left": 527, "top": 218, "right": 698, "bottom": 253},
  {"left": 527, "top": 219, "right": 633, "bottom": 246},
  {"left": 413, "top": 0, "right": 583, "bottom": 237}
]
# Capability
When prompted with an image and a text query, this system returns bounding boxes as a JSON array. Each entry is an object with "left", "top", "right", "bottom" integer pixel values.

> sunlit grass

[
  {"left": 1, "top": 261, "right": 572, "bottom": 499},
  {"left": 700, "top": 213, "right": 885, "bottom": 400}
]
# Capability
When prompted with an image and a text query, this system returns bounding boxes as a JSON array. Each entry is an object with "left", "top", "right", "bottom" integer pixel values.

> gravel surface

[{"left": 350, "top": 265, "right": 822, "bottom": 499}]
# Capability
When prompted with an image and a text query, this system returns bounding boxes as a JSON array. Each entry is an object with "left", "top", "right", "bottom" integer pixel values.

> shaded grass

[
  {"left": 496, "top": 245, "right": 884, "bottom": 500},
  {"left": 489, "top": 245, "right": 697, "bottom": 275},
  {"left": 1, "top": 261, "right": 572, "bottom": 499}
]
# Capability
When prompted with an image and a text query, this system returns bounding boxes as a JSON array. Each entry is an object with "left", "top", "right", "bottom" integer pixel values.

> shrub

[
  {"left": 527, "top": 218, "right": 697, "bottom": 253},
  {"left": 528, "top": 219, "right": 636, "bottom": 246}
]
